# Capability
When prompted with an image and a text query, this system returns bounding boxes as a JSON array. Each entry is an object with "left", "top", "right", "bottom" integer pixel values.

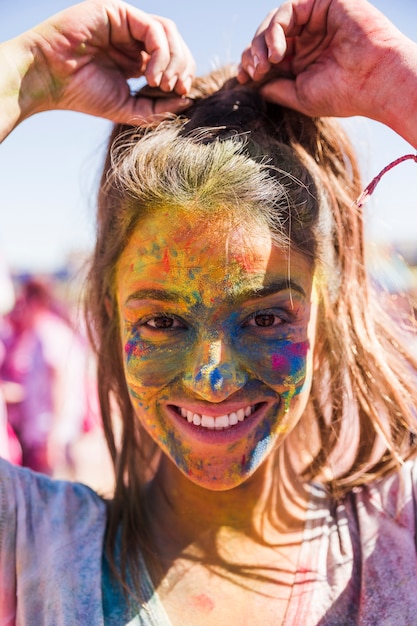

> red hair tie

[{"left": 355, "top": 153, "right": 417, "bottom": 208}]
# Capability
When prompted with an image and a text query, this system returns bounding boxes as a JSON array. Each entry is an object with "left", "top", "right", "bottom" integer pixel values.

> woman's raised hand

[
  {"left": 0, "top": 0, "right": 195, "bottom": 140},
  {"left": 238, "top": 0, "right": 417, "bottom": 145}
]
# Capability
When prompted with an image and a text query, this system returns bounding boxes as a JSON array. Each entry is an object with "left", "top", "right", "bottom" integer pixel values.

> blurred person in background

[
  {"left": 0, "top": 277, "right": 89, "bottom": 475},
  {"left": 0, "top": 252, "right": 21, "bottom": 465}
]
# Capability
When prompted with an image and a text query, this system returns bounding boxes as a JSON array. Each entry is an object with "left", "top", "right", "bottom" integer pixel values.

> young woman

[{"left": 1, "top": 0, "right": 417, "bottom": 624}]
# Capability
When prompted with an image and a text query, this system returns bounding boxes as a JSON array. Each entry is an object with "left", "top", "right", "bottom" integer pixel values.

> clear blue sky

[{"left": 1, "top": 0, "right": 416, "bottom": 271}]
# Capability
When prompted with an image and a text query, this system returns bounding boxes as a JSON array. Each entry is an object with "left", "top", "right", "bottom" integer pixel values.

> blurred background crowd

[{"left": 0, "top": 255, "right": 116, "bottom": 496}]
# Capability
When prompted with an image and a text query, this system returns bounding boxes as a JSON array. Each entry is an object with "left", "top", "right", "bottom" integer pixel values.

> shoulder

[
  {"left": 303, "top": 462, "right": 417, "bottom": 624},
  {"left": 1, "top": 456, "right": 106, "bottom": 510},
  {"left": 0, "top": 457, "right": 107, "bottom": 548},
  {"left": 0, "top": 458, "right": 108, "bottom": 622},
  {"left": 350, "top": 459, "right": 417, "bottom": 525}
]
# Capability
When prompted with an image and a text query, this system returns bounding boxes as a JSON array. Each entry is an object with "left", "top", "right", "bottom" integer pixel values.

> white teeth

[
  {"left": 177, "top": 404, "right": 256, "bottom": 430},
  {"left": 216, "top": 415, "right": 230, "bottom": 428}
]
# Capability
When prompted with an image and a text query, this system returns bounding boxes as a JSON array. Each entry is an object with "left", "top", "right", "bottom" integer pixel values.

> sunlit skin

[{"left": 116, "top": 207, "right": 318, "bottom": 491}]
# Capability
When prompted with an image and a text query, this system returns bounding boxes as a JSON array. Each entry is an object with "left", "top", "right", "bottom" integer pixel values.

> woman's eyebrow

[
  {"left": 231, "top": 280, "right": 306, "bottom": 304},
  {"left": 125, "top": 288, "right": 183, "bottom": 304}
]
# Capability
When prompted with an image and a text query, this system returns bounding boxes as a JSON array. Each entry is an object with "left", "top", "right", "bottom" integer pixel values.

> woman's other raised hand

[{"left": 238, "top": 0, "right": 417, "bottom": 146}]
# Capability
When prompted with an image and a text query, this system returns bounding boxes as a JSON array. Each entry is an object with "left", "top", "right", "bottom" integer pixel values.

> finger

[
  {"left": 236, "top": 63, "right": 251, "bottom": 84},
  {"left": 170, "top": 38, "right": 195, "bottom": 95},
  {"left": 121, "top": 8, "right": 172, "bottom": 87},
  {"left": 174, "top": 72, "right": 194, "bottom": 96},
  {"left": 239, "top": 42, "right": 272, "bottom": 81},
  {"left": 262, "top": 3, "right": 306, "bottom": 64},
  {"left": 248, "top": 32, "right": 274, "bottom": 79},
  {"left": 252, "top": 9, "right": 278, "bottom": 39},
  {"left": 264, "top": 19, "right": 292, "bottom": 64},
  {"left": 239, "top": 10, "right": 276, "bottom": 79},
  {"left": 259, "top": 78, "right": 307, "bottom": 113},
  {"left": 103, "top": 4, "right": 170, "bottom": 86},
  {"left": 125, "top": 95, "right": 193, "bottom": 123},
  {"left": 152, "top": 95, "right": 193, "bottom": 115},
  {"left": 238, "top": 47, "right": 257, "bottom": 82},
  {"left": 238, "top": 34, "right": 295, "bottom": 83},
  {"left": 252, "top": 1, "right": 313, "bottom": 65},
  {"left": 152, "top": 16, "right": 195, "bottom": 95}
]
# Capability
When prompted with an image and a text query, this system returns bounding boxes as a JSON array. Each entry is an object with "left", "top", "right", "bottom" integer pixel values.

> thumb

[
  {"left": 259, "top": 78, "right": 309, "bottom": 115},
  {"left": 106, "top": 95, "right": 193, "bottom": 126}
]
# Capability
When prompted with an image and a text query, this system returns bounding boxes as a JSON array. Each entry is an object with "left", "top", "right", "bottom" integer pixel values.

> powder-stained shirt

[{"left": 1, "top": 456, "right": 417, "bottom": 625}]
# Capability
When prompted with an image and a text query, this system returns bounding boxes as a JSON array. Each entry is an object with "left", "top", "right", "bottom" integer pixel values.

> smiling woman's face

[{"left": 116, "top": 207, "right": 317, "bottom": 490}]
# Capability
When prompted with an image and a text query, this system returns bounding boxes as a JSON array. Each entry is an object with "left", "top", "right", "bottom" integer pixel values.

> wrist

[
  {"left": 368, "top": 36, "right": 417, "bottom": 148},
  {"left": 0, "top": 30, "right": 54, "bottom": 142}
]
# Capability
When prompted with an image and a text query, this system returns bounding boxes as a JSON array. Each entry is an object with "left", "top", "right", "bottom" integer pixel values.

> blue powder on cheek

[
  {"left": 241, "top": 418, "right": 274, "bottom": 473},
  {"left": 245, "top": 438, "right": 271, "bottom": 473}
]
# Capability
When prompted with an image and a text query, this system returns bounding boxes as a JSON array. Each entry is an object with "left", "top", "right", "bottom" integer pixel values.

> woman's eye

[
  {"left": 246, "top": 312, "right": 287, "bottom": 328},
  {"left": 144, "top": 316, "right": 184, "bottom": 329},
  {"left": 253, "top": 314, "right": 278, "bottom": 327}
]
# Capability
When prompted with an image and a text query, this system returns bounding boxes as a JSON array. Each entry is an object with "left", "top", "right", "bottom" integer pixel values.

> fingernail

[
  {"left": 183, "top": 76, "right": 193, "bottom": 94},
  {"left": 253, "top": 54, "right": 260, "bottom": 69},
  {"left": 152, "top": 72, "right": 163, "bottom": 86},
  {"left": 247, "top": 63, "right": 255, "bottom": 79},
  {"left": 178, "top": 97, "right": 193, "bottom": 107},
  {"left": 166, "top": 75, "right": 178, "bottom": 91},
  {"left": 236, "top": 67, "right": 248, "bottom": 84}
]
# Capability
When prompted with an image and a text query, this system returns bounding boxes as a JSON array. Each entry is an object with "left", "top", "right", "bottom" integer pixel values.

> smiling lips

[{"left": 173, "top": 404, "right": 259, "bottom": 430}]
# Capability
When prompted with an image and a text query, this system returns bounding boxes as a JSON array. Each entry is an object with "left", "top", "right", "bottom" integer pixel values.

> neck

[{"left": 146, "top": 444, "right": 309, "bottom": 561}]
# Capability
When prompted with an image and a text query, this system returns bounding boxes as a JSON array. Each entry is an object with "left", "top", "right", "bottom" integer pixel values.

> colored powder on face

[
  {"left": 271, "top": 340, "right": 309, "bottom": 370},
  {"left": 124, "top": 327, "right": 151, "bottom": 361},
  {"left": 193, "top": 339, "right": 229, "bottom": 391},
  {"left": 162, "top": 427, "right": 194, "bottom": 476},
  {"left": 247, "top": 437, "right": 271, "bottom": 472},
  {"left": 209, "top": 368, "right": 223, "bottom": 390},
  {"left": 162, "top": 248, "right": 170, "bottom": 273}
]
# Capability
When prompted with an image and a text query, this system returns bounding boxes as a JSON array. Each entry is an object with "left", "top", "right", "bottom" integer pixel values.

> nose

[{"left": 183, "top": 335, "right": 248, "bottom": 402}]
